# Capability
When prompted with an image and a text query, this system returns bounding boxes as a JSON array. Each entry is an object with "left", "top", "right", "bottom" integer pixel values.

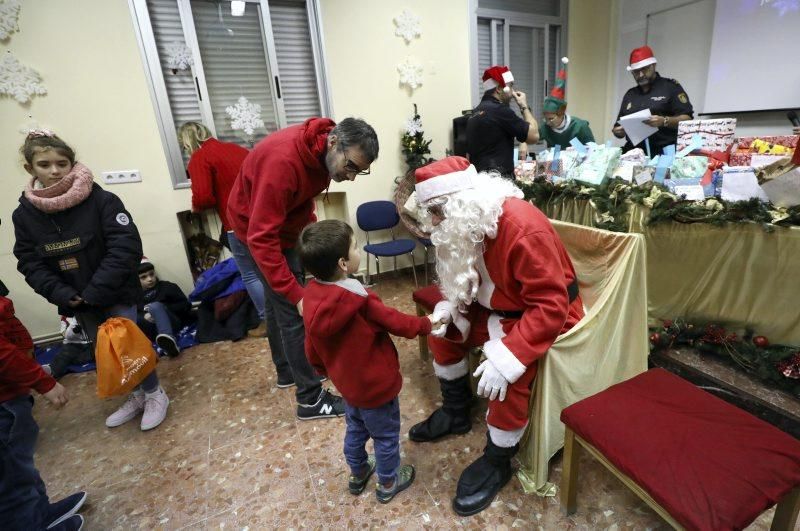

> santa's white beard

[{"left": 421, "top": 173, "right": 523, "bottom": 312}]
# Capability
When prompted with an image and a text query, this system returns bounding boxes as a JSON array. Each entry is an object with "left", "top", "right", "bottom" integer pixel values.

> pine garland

[
  {"left": 649, "top": 319, "right": 800, "bottom": 397},
  {"left": 519, "top": 176, "right": 800, "bottom": 232}
]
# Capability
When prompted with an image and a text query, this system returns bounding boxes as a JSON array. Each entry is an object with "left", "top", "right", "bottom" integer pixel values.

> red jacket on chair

[{"left": 303, "top": 278, "right": 432, "bottom": 408}]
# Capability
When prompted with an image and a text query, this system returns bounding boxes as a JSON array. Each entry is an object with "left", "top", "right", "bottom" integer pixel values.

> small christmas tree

[{"left": 401, "top": 104, "right": 433, "bottom": 173}]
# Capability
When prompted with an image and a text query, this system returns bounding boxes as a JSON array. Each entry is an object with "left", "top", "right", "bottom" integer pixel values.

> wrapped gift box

[
  {"left": 729, "top": 135, "right": 798, "bottom": 166},
  {"left": 761, "top": 167, "right": 800, "bottom": 208},
  {"left": 677, "top": 118, "right": 737, "bottom": 152}
]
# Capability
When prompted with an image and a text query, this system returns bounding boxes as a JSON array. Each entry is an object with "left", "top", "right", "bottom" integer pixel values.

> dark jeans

[
  {"left": 76, "top": 304, "right": 159, "bottom": 393},
  {"left": 344, "top": 397, "right": 401, "bottom": 484},
  {"left": 137, "top": 302, "right": 180, "bottom": 340},
  {"left": 0, "top": 396, "right": 49, "bottom": 531},
  {"left": 230, "top": 235, "right": 322, "bottom": 405},
  {"left": 49, "top": 342, "right": 93, "bottom": 379}
]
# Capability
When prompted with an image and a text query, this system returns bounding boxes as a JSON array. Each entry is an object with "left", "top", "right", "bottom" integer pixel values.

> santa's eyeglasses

[{"left": 424, "top": 197, "right": 448, "bottom": 218}]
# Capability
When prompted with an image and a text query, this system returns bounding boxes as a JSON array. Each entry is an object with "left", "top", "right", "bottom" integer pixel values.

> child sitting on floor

[
  {"left": 42, "top": 316, "right": 93, "bottom": 379},
  {"left": 136, "top": 258, "right": 192, "bottom": 358},
  {"left": 297, "top": 220, "right": 448, "bottom": 504}
]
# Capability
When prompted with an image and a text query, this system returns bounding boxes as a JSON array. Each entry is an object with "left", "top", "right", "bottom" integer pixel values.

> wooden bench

[{"left": 560, "top": 368, "right": 800, "bottom": 530}]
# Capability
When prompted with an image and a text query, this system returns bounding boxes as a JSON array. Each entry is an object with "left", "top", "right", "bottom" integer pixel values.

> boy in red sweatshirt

[
  {"left": 0, "top": 296, "right": 87, "bottom": 530},
  {"left": 297, "top": 220, "right": 448, "bottom": 503}
]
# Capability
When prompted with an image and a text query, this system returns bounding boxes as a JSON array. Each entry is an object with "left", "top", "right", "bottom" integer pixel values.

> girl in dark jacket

[{"left": 12, "top": 131, "right": 170, "bottom": 431}]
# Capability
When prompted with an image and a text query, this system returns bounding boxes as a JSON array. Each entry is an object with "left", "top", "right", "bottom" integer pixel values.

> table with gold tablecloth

[{"left": 534, "top": 198, "right": 800, "bottom": 345}]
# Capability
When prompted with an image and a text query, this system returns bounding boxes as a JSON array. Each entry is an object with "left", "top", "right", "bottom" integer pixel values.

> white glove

[
  {"left": 430, "top": 308, "right": 452, "bottom": 338},
  {"left": 473, "top": 359, "right": 509, "bottom": 401}
]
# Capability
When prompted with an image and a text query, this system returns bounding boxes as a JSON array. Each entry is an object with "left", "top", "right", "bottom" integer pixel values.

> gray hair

[{"left": 331, "top": 117, "right": 379, "bottom": 162}]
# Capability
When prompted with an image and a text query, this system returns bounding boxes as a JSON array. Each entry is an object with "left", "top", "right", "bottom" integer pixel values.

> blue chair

[
  {"left": 418, "top": 237, "right": 434, "bottom": 285},
  {"left": 356, "top": 200, "right": 419, "bottom": 287}
]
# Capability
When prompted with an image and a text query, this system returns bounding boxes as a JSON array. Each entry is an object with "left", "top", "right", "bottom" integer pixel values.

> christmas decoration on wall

[
  {"left": 0, "top": 52, "right": 47, "bottom": 104},
  {"left": 226, "top": 96, "right": 264, "bottom": 144},
  {"left": 393, "top": 9, "right": 421, "bottom": 44},
  {"left": 0, "top": 0, "right": 20, "bottom": 41},
  {"left": 649, "top": 318, "right": 800, "bottom": 396},
  {"left": 397, "top": 57, "right": 423, "bottom": 91},
  {"left": 400, "top": 103, "right": 433, "bottom": 172},
  {"left": 165, "top": 41, "right": 194, "bottom": 74}
]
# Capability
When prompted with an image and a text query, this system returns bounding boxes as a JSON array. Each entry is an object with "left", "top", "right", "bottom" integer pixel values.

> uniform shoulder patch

[
  {"left": 116, "top": 213, "right": 130, "bottom": 226},
  {"left": 678, "top": 93, "right": 688, "bottom": 104}
]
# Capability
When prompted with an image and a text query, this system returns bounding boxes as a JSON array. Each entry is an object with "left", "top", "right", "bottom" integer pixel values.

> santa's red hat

[
  {"left": 482, "top": 65, "right": 515, "bottom": 91},
  {"left": 627, "top": 45, "right": 657, "bottom": 71},
  {"left": 415, "top": 156, "right": 477, "bottom": 204}
]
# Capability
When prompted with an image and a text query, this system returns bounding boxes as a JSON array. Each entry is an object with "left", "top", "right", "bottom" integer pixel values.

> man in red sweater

[
  {"left": 227, "top": 117, "right": 379, "bottom": 419},
  {"left": 408, "top": 157, "right": 584, "bottom": 516},
  {"left": 0, "top": 296, "right": 87, "bottom": 530}
]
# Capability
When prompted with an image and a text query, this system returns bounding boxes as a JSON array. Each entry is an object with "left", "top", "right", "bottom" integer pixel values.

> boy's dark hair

[
  {"left": 138, "top": 261, "right": 155, "bottom": 275},
  {"left": 297, "top": 220, "right": 353, "bottom": 281},
  {"left": 21, "top": 133, "right": 76, "bottom": 165}
]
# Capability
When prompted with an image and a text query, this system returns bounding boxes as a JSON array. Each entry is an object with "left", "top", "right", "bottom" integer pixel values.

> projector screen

[{"left": 703, "top": 0, "right": 800, "bottom": 114}]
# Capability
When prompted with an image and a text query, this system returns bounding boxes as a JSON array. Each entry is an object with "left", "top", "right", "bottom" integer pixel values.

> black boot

[
  {"left": 452, "top": 433, "right": 518, "bottom": 516},
  {"left": 408, "top": 375, "right": 472, "bottom": 442}
]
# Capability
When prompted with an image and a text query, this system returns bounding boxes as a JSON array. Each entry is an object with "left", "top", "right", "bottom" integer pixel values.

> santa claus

[{"left": 409, "top": 156, "right": 584, "bottom": 516}]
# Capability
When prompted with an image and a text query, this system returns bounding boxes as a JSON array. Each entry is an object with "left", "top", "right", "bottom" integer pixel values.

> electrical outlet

[{"left": 101, "top": 170, "right": 141, "bottom": 185}]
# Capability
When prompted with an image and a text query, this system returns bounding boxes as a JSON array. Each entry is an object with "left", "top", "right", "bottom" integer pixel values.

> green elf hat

[{"left": 543, "top": 57, "right": 568, "bottom": 112}]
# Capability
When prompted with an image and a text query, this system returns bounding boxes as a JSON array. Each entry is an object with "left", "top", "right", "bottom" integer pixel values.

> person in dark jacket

[
  {"left": 12, "top": 130, "right": 169, "bottom": 432},
  {"left": 0, "top": 295, "right": 87, "bottom": 531},
  {"left": 298, "top": 220, "right": 446, "bottom": 503},
  {"left": 136, "top": 258, "right": 192, "bottom": 358}
]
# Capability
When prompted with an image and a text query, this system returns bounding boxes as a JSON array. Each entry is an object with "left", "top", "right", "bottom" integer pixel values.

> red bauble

[
  {"left": 753, "top": 336, "right": 770, "bottom": 348},
  {"left": 663, "top": 319, "right": 674, "bottom": 328},
  {"left": 650, "top": 332, "right": 661, "bottom": 344}
]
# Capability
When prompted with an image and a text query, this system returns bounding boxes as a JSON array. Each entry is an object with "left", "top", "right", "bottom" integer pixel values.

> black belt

[{"left": 493, "top": 278, "right": 579, "bottom": 319}]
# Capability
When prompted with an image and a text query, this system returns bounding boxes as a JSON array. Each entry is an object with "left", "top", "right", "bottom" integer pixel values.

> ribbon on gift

[
  {"left": 654, "top": 145, "right": 675, "bottom": 183},
  {"left": 570, "top": 137, "right": 588, "bottom": 155},
  {"left": 676, "top": 134, "right": 703, "bottom": 158},
  {"left": 550, "top": 145, "right": 561, "bottom": 172}
]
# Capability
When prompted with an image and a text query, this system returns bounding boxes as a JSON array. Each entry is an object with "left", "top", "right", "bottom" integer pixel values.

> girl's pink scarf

[{"left": 24, "top": 162, "right": 94, "bottom": 214}]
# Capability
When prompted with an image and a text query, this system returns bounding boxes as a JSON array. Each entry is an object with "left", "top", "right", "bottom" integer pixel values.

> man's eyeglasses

[{"left": 343, "top": 150, "right": 371, "bottom": 176}]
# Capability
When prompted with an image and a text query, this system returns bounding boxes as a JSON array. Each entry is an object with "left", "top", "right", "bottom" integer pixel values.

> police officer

[
  {"left": 612, "top": 46, "right": 693, "bottom": 155},
  {"left": 467, "top": 65, "right": 540, "bottom": 177}
]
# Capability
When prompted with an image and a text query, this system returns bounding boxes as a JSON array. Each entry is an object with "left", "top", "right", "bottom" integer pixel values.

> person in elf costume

[
  {"left": 538, "top": 57, "right": 595, "bottom": 148},
  {"left": 408, "top": 156, "right": 585, "bottom": 516}
]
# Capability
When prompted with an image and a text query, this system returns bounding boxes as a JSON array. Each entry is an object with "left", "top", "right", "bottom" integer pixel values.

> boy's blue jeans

[
  {"left": 0, "top": 395, "right": 49, "bottom": 530},
  {"left": 343, "top": 397, "right": 401, "bottom": 484}
]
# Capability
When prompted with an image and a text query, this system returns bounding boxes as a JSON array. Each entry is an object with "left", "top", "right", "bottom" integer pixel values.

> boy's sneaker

[
  {"left": 348, "top": 455, "right": 376, "bottom": 495},
  {"left": 105, "top": 390, "right": 145, "bottom": 427},
  {"left": 376, "top": 464, "right": 415, "bottom": 504},
  {"left": 296, "top": 389, "right": 345, "bottom": 420},
  {"left": 156, "top": 334, "right": 180, "bottom": 358},
  {"left": 50, "top": 514, "right": 84, "bottom": 531},
  {"left": 141, "top": 386, "right": 170, "bottom": 431},
  {"left": 46, "top": 491, "right": 87, "bottom": 529}
]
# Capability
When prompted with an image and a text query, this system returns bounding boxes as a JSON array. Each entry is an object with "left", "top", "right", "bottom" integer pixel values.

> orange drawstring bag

[{"left": 95, "top": 317, "right": 158, "bottom": 398}]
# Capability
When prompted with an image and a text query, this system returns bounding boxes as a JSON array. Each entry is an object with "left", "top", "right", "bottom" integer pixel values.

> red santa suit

[{"left": 429, "top": 197, "right": 584, "bottom": 440}]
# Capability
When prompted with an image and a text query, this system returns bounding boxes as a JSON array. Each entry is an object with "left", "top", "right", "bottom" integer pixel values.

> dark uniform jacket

[
  {"left": 466, "top": 94, "right": 530, "bottom": 176},
  {"left": 138, "top": 281, "right": 192, "bottom": 323},
  {"left": 12, "top": 184, "right": 143, "bottom": 316},
  {"left": 616, "top": 73, "right": 694, "bottom": 155}
]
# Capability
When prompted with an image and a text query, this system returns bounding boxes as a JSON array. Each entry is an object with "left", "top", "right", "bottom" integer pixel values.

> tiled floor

[{"left": 32, "top": 275, "right": 777, "bottom": 530}]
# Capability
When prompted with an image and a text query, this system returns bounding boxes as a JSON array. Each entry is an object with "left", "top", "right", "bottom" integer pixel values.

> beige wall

[
  {"left": 566, "top": 0, "right": 619, "bottom": 143},
  {"left": 319, "top": 0, "right": 472, "bottom": 238},
  {"left": 0, "top": 0, "right": 194, "bottom": 339}
]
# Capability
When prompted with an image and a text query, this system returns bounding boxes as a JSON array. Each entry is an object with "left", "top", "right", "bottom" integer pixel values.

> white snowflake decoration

[
  {"left": 165, "top": 41, "right": 193, "bottom": 73},
  {"left": 393, "top": 9, "right": 421, "bottom": 44},
  {"left": 397, "top": 57, "right": 423, "bottom": 91},
  {"left": 0, "top": 0, "right": 21, "bottom": 41},
  {"left": 0, "top": 53, "right": 47, "bottom": 103},
  {"left": 226, "top": 96, "right": 264, "bottom": 137},
  {"left": 404, "top": 117, "right": 423, "bottom": 135}
]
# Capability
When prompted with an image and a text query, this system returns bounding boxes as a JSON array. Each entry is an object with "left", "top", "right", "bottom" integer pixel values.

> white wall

[{"left": 613, "top": 0, "right": 794, "bottom": 138}]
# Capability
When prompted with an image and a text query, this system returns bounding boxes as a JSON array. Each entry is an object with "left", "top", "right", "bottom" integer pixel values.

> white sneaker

[
  {"left": 141, "top": 387, "right": 169, "bottom": 431},
  {"left": 105, "top": 390, "right": 145, "bottom": 428}
]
